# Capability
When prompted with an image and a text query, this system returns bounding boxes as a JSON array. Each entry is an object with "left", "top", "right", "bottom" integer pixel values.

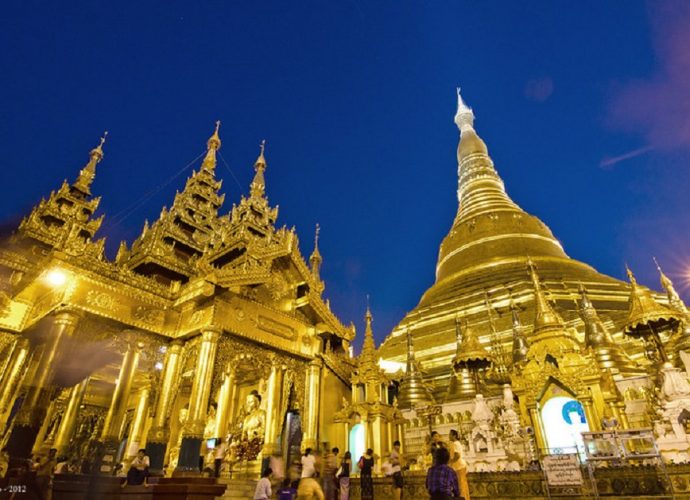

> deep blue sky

[{"left": 2, "top": 1, "right": 689, "bottom": 350}]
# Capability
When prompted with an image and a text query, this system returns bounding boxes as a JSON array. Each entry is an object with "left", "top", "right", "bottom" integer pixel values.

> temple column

[
  {"left": 303, "top": 359, "right": 322, "bottom": 450},
  {"left": 214, "top": 366, "right": 235, "bottom": 440},
  {"left": 528, "top": 406, "right": 546, "bottom": 456},
  {"left": 581, "top": 398, "right": 600, "bottom": 431},
  {"left": 611, "top": 401, "right": 629, "bottom": 429},
  {"left": 53, "top": 377, "right": 90, "bottom": 455},
  {"left": 125, "top": 383, "right": 152, "bottom": 458},
  {"left": 0, "top": 338, "right": 31, "bottom": 430},
  {"left": 0, "top": 335, "right": 18, "bottom": 387},
  {"left": 371, "top": 413, "right": 383, "bottom": 474},
  {"left": 146, "top": 340, "right": 183, "bottom": 473},
  {"left": 176, "top": 328, "right": 220, "bottom": 473},
  {"left": 100, "top": 340, "right": 143, "bottom": 470},
  {"left": 7, "top": 309, "right": 79, "bottom": 458},
  {"left": 262, "top": 363, "right": 285, "bottom": 455}
]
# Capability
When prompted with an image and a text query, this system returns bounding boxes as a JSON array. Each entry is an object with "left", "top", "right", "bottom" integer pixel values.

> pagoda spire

[
  {"left": 452, "top": 88, "right": 520, "bottom": 222},
  {"left": 359, "top": 304, "right": 377, "bottom": 370},
  {"left": 578, "top": 285, "right": 639, "bottom": 374},
  {"left": 434, "top": 89, "right": 567, "bottom": 283},
  {"left": 397, "top": 327, "right": 434, "bottom": 409},
  {"left": 510, "top": 301, "right": 529, "bottom": 365},
  {"left": 653, "top": 258, "right": 688, "bottom": 314},
  {"left": 250, "top": 140, "right": 267, "bottom": 199},
  {"left": 73, "top": 132, "right": 107, "bottom": 195},
  {"left": 201, "top": 120, "right": 221, "bottom": 172},
  {"left": 528, "top": 259, "right": 565, "bottom": 332},
  {"left": 310, "top": 223, "right": 322, "bottom": 278}
]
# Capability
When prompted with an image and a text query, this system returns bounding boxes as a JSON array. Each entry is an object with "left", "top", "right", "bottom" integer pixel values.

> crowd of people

[{"left": 253, "top": 431, "right": 469, "bottom": 500}]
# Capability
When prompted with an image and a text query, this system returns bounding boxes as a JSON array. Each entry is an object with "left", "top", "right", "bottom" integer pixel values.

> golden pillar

[
  {"left": 528, "top": 407, "right": 546, "bottom": 455},
  {"left": 53, "top": 377, "right": 90, "bottom": 455},
  {"left": 148, "top": 341, "right": 183, "bottom": 444},
  {"left": 612, "top": 401, "right": 630, "bottom": 429},
  {"left": 101, "top": 341, "right": 143, "bottom": 443},
  {"left": 126, "top": 383, "right": 152, "bottom": 458},
  {"left": 303, "top": 359, "right": 322, "bottom": 450},
  {"left": 7, "top": 309, "right": 78, "bottom": 458},
  {"left": 370, "top": 414, "right": 383, "bottom": 474},
  {"left": 0, "top": 337, "right": 31, "bottom": 429},
  {"left": 214, "top": 366, "right": 235, "bottom": 439},
  {"left": 19, "top": 310, "right": 79, "bottom": 424},
  {"left": 146, "top": 340, "right": 183, "bottom": 473},
  {"left": 177, "top": 328, "right": 220, "bottom": 472},
  {"left": 262, "top": 363, "right": 285, "bottom": 455},
  {"left": 582, "top": 398, "right": 600, "bottom": 431}
]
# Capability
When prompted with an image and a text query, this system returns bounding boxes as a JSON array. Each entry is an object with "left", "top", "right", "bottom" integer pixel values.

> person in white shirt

[
  {"left": 122, "top": 449, "right": 150, "bottom": 487},
  {"left": 449, "top": 429, "right": 470, "bottom": 500},
  {"left": 389, "top": 440, "right": 403, "bottom": 500},
  {"left": 253, "top": 467, "right": 273, "bottom": 500},
  {"left": 301, "top": 448, "right": 316, "bottom": 478}
]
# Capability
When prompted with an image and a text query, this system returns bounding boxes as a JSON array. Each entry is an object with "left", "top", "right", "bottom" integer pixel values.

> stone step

[{"left": 217, "top": 478, "right": 256, "bottom": 499}]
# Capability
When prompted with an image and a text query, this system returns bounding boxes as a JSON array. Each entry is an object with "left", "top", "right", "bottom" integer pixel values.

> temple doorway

[
  {"left": 541, "top": 396, "right": 589, "bottom": 457},
  {"left": 283, "top": 410, "right": 302, "bottom": 467},
  {"left": 349, "top": 421, "right": 365, "bottom": 472}
]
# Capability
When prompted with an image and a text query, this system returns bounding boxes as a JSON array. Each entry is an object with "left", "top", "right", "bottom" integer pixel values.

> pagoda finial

[
  {"left": 73, "top": 131, "right": 108, "bottom": 194},
  {"left": 653, "top": 257, "right": 687, "bottom": 313},
  {"left": 310, "top": 223, "right": 322, "bottom": 270},
  {"left": 250, "top": 140, "right": 267, "bottom": 198},
  {"left": 454, "top": 87, "right": 475, "bottom": 132},
  {"left": 201, "top": 121, "right": 221, "bottom": 172}
]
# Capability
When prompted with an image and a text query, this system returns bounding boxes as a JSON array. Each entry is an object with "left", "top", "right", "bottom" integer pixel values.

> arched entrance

[
  {"left": 541, "top": 396, "right": 590, "bottom": 456},
  {"left": 349, "top": 419, "right": 365, "bottom": 472}
]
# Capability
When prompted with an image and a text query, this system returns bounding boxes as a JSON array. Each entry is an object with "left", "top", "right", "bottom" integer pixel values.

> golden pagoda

[
  {"left": 378, "top": 89, "right": 684, "bottom": 456},
  {"left": 0, "top": 124, "right": 355, "bottom": 478}
]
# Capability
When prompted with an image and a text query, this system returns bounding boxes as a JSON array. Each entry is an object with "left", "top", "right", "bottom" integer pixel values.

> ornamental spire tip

[{"left": 455, "top": 87, "right": 475, "bottom": 132}]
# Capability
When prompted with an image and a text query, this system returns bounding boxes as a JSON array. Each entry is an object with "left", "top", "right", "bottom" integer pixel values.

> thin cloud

[
  {"left": 599, "top": 145, "right": 655, "bottom": 169},
  {"left": 606, "top": 2, "right": 690, "bottom": 152}
]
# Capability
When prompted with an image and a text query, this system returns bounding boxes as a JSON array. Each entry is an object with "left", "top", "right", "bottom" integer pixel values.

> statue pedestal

[{"left": 657, "top": 435, "right": 690, "bottom": 463}]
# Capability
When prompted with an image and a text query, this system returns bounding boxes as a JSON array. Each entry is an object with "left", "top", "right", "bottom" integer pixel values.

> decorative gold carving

[
  {"left": 85, "top": 290, "right": 115, "bottom": 310},
  {"left": 132, "top": 305, "right": 164, "bottom": 325}
]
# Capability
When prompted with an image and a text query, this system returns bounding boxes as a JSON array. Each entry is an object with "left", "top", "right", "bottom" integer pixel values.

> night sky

[{"left": 2, "top": 1, "right": 689, "bottom": 350}]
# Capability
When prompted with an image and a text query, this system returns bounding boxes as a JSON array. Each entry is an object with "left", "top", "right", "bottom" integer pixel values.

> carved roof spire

[
  {"left": 624, "top": 265, "right": 680, "bottom": 336},
  {"left": 201, "top": 120, "right": 221, "bottom": 172},
  {"left": 397, "top": 326, "right": 434, "bottom": 410},
  {"left": 528, "top": 259, "right": 565, "bottom": 332},
  {"left": 310, "top": 223, "right": 322, "bottom": 267},
  {"left": 250, "top": 140, "right": 267, "bottom": 198},
  {"left": 579, "top": 284, "right": 639, "bottom": 374},
  {"left": 654, "top": 258, "right": 688, "bottom": 314},
  {"left": 452, "top": 316, "right": 493, "bottom": 370},
  {"left": 73, "top": 132, "right": 108, "bottom": 195}
]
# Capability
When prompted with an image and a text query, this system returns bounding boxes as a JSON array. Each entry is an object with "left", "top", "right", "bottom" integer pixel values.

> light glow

[
  {"left": 154, "top": 361, "right": 164, "bottom": 371},
  {"left": 45, "top": 269, "right": 67, "bottom": 287}
]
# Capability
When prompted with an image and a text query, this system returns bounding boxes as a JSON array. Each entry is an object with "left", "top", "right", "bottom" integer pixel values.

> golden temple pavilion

[{"left": 0, "top": 122, "right": 356, "bottom": 477}]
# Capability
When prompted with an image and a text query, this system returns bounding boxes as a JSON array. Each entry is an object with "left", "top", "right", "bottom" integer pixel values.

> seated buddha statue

[{"left": 241, "top": 390, "right": 266, "bottom": 442}]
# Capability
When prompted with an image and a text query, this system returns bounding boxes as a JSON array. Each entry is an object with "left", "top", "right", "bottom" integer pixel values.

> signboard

[{"left": 543, "top": 454, "right": 584, "bottom": 486}]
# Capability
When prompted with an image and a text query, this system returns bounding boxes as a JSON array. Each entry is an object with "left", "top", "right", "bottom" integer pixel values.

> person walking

[
  {"left": 34, "top": 448, "right": 57, "bottom": 499},
  {"left": 301, "top": 448, "right": 316, "bottom": 478},
  {"left": 337, "top": 451, "right": 351, "bottom": 500},
  {"left": 253, "top": 467, "right": 273, "bottom": 500},
  {"left": 425, "top": 447, "right": 460, "bottom": 500},
  {"left": 389, "top": 440, "right": 403, "bottom": 500},
  {"left": 358, "top": 448, "right": 375, "bottom": 500},
  {"left": 449, "top": 430, "right": 470, "bottom": 500}
]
